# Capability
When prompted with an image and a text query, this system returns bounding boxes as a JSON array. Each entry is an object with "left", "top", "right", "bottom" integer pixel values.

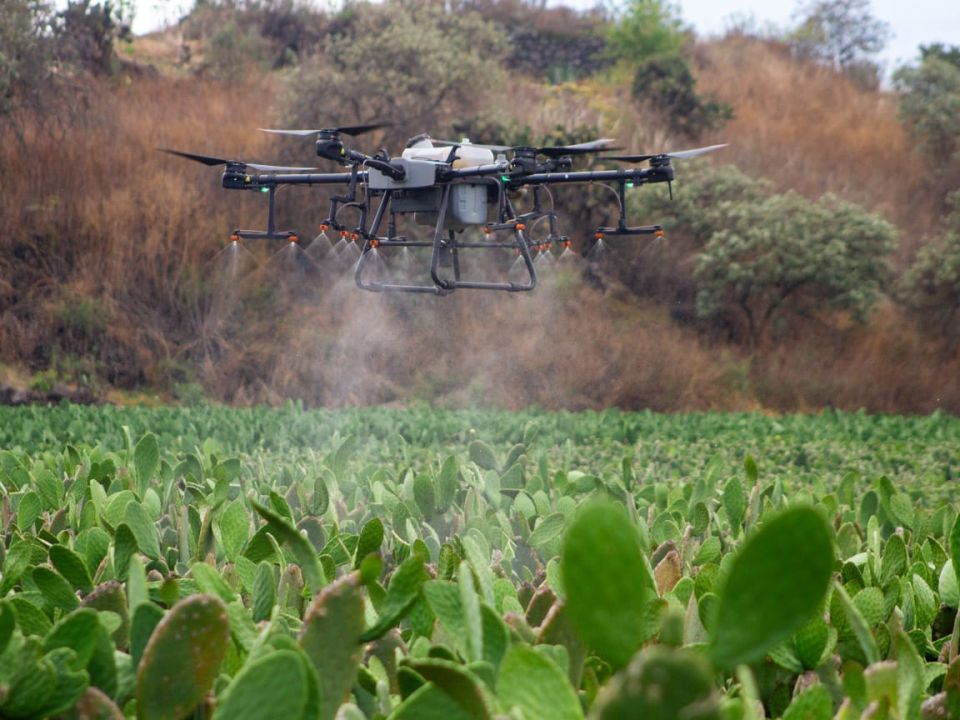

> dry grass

[
  {"left": 753, "top": 303, "right": 960, "bottom": 413},
  {"left": 693, "top": 36, "right": 937, "bottom": 253}
]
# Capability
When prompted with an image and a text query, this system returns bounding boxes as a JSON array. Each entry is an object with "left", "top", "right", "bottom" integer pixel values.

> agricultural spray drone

[{"left": 162, "top": 123, "right": 725, "bottom": 295}]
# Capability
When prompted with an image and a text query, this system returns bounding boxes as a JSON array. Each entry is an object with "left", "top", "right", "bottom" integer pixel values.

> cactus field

[{"left": 1, "top": 404, "right": 960, "bottom": 719}]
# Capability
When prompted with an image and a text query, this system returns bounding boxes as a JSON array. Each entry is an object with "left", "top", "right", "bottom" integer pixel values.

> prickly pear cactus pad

[
  {"left": 135, "top": 595, "right": 230, "bottom": 720},
  {"left": 1, "top": 405, "right": 960, "bottom": 719}
]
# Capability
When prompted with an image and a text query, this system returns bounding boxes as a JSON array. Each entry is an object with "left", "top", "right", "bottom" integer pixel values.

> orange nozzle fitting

[
  {"left": 655, "top": 229, "right": 665, "bottom": 238},
  {"left": 340, "top": 230, "right": 349, "bottom": 239},
  {"left": 482, "top": 226, "right": 492, "bottom": 235},
  {"left": 515, "top": 223, "right": 526, "bottom": 231},
  {"left": 370, "top": 239, "right": 380, "bottom": 249},
  {"left": 563, "top": 240, "right": 572, "bottom": 248},
  {"left": 350, "top": 232, "right": 360, "bottom": 242},
  {"left": 289, "top": 234, "right": 298, "bottom": 243},
  {"left": 319, "top": 223, "right": 329, "bottom": 232},
  {"left": 230, "top": 234, "right": 240, "bottom": 242},
  {"left": 595, "top": 232, "right": 605, "bottom": 240}
]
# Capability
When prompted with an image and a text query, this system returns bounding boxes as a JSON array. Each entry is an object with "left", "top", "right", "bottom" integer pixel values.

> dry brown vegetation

[
  {"left": 1, "top": 26, "right": 957, "bottom": 414},
  {"left": 694, "top": 37, "right": 935, "bottom": 251}
]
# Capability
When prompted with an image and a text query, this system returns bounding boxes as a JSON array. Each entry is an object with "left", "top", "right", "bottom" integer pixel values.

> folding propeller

[
  {"left": 431, "top": 137, "right": 620, "bottom": 157},
  {"left": 159, "top": 149, "right": 316, "bottom": 172},
  {"left": 603, "top": 143, "right": 728, "bottom": 163},
  {"left": 259, "top": 122, "right": 393, "bottom": 138}
]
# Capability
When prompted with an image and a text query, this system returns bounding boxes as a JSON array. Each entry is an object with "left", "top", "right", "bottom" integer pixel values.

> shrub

[
  {"left": 206, "top": 19, "right": 268, "bottom": 82},
  {"left": 630, "top": 52, "right": 732, "bottom": 139},
  {"left": 0, "top": 0, "right": 56, "bottom": 120},
  {"left": 185, "top": 0, "right": 326, "bottom": 68},
  {"left": 605, "top": 0, "right": 686, "bottom": 64},
  {"left": 900, "top": 193, "right": 960, "bottom": 350},
  {"left": 57, "top": 0, "right": 130, "bottom": 75}
]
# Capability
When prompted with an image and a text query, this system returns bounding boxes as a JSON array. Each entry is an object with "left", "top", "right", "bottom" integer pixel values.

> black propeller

[
  {"left": 604, "top": 143, "right": 728, "bottom": 163},
  {"left": 259, "top": 122, "right": 393, "bottom": 138},
  {"left": 159, "top": 149, "right": 316, "bottom": 172}
]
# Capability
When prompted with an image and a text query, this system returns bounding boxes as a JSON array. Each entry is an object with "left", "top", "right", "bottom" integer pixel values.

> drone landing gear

[
  {"left": 229, "top": 186, "right": 299, "bottom": 243},
  {"left": 355, "top": 186, "right": 538, "bottom": 295},
  {"left": 592, "top": 180, "right": 666, "bottom": 239}
]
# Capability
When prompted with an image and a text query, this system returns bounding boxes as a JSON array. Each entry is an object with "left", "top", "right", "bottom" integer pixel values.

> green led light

[
  {"left": 501, "top": 175, "right": 510, "bottom": 182},
  {"left": 260, "top": 187, "right": 269, "bottom": 193},
  {"left": 625, "top": 182, "right": 634, "bottom": 188}
]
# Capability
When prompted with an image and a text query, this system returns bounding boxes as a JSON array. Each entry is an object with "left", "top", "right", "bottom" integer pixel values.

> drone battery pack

[{"left": 367, "top": 158, "right": 438, "bottom": 190}]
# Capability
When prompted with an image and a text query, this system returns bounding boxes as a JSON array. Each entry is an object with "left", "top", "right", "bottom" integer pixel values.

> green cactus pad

[
  {"left": 300, "top": 572, "right": 365, "bottom": 720},
  {"left": 135, "top": 594, "right": 230, "bottom": 720},
  {"left": 590, "top": 646, "right": 720, "bottom": 720},
  {"left": 49, "top": 545, "right": 94, "bottom": 595},
  {"left": 70, "top": 686, "right": 125, "bottom": 719},
  {"left": 560, "top": 501, "right": 654, "bottom": 669},
  {"left": 710, "top": 506, "right": 833, "bottom": 667},
  {"left": 498, "top": 644, "right": 581, "bottom": 720},
  {"left": 81, "top": 582, "right": 129, "bottom": 648},
  {"left": 212, "top": 650, "right": 309, "bottom": 720}
]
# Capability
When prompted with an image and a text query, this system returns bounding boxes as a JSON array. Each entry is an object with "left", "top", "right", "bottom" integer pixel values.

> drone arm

[
  {"left": 512, "top": 166, "right": 674, "bottom": 187},
  {"left": 252, "top": 171, "right": 368, "bottom": 186},
  {"left": 438, "top": 162, "right": 511, "bottom": 181}
]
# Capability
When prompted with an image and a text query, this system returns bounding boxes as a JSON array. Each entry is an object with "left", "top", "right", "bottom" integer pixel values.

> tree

[
  {"left": 281, "top": 0, "right": 506, "bottom": 144},
  {"left": 693, "top": 191, "right": 896, "bottom": 347},
  {"left": 894, "top": 53, "right": 960, "bottom": 200},
  {"left": 900, "top": 193, "right": 960, "bottom": 350},
  {"left": 0, "top": 0, "right": 55, "bottom": 120},
  {"left": 789, "top": 0, "right": 890, "bottom": 86},
  {"left": 605, "top": 0, "right": 686, "bottom": 64},
  {"left": 57, "top": 0, "right": 132, "bottom": 75},
  {"left": 613, "top": 162, "right": 770, "bottom": 310},
  {"left": 920, "top": 43, "right": 960, "bottom": 69}
]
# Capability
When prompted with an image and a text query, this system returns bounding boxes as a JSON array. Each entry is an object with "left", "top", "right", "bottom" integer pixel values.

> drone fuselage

[{"left": 164, "top": 129, "right": 724, "bottom": 295}]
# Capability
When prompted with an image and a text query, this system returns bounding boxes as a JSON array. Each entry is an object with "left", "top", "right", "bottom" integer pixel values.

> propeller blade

[
  {"left": 431, "top": 137, "right": 618, "bottom": 156},
  {"left": 160, "top": 149, "right": 229, "bottom": 166},
  {"left": 259, "top": 129, "right": 320, "bottom": 137},
  {"left": 430, "top": 138, "right": 514, "bottom": 152},
  {"left": 160, "top": 149, "right": 315, "bottom": 172},
  {"left": 245, "top": 163, "right": 318, "bottom": 172},
  {"left": 337, "top": 122, "right": 393, "bottom": 136},
  {"left": 602, "top": 154, "right": 657, "bottom": 163},
  {"left": 665, "top": 143, "right": 729, "bottom": 159},
  {"left": 604, "top": 143, "right": 728, "bottom": 163},
  {"left": 259, "top": 122, "right": 393, "bottom": 138},
  {"left": 537, "top": 139, "right": 621, "bottom": 158}
]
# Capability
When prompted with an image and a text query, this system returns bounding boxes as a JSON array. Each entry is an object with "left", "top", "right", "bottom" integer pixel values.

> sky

[{"left": 128, "top": 0, "right": 960, "bottom": 71}]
